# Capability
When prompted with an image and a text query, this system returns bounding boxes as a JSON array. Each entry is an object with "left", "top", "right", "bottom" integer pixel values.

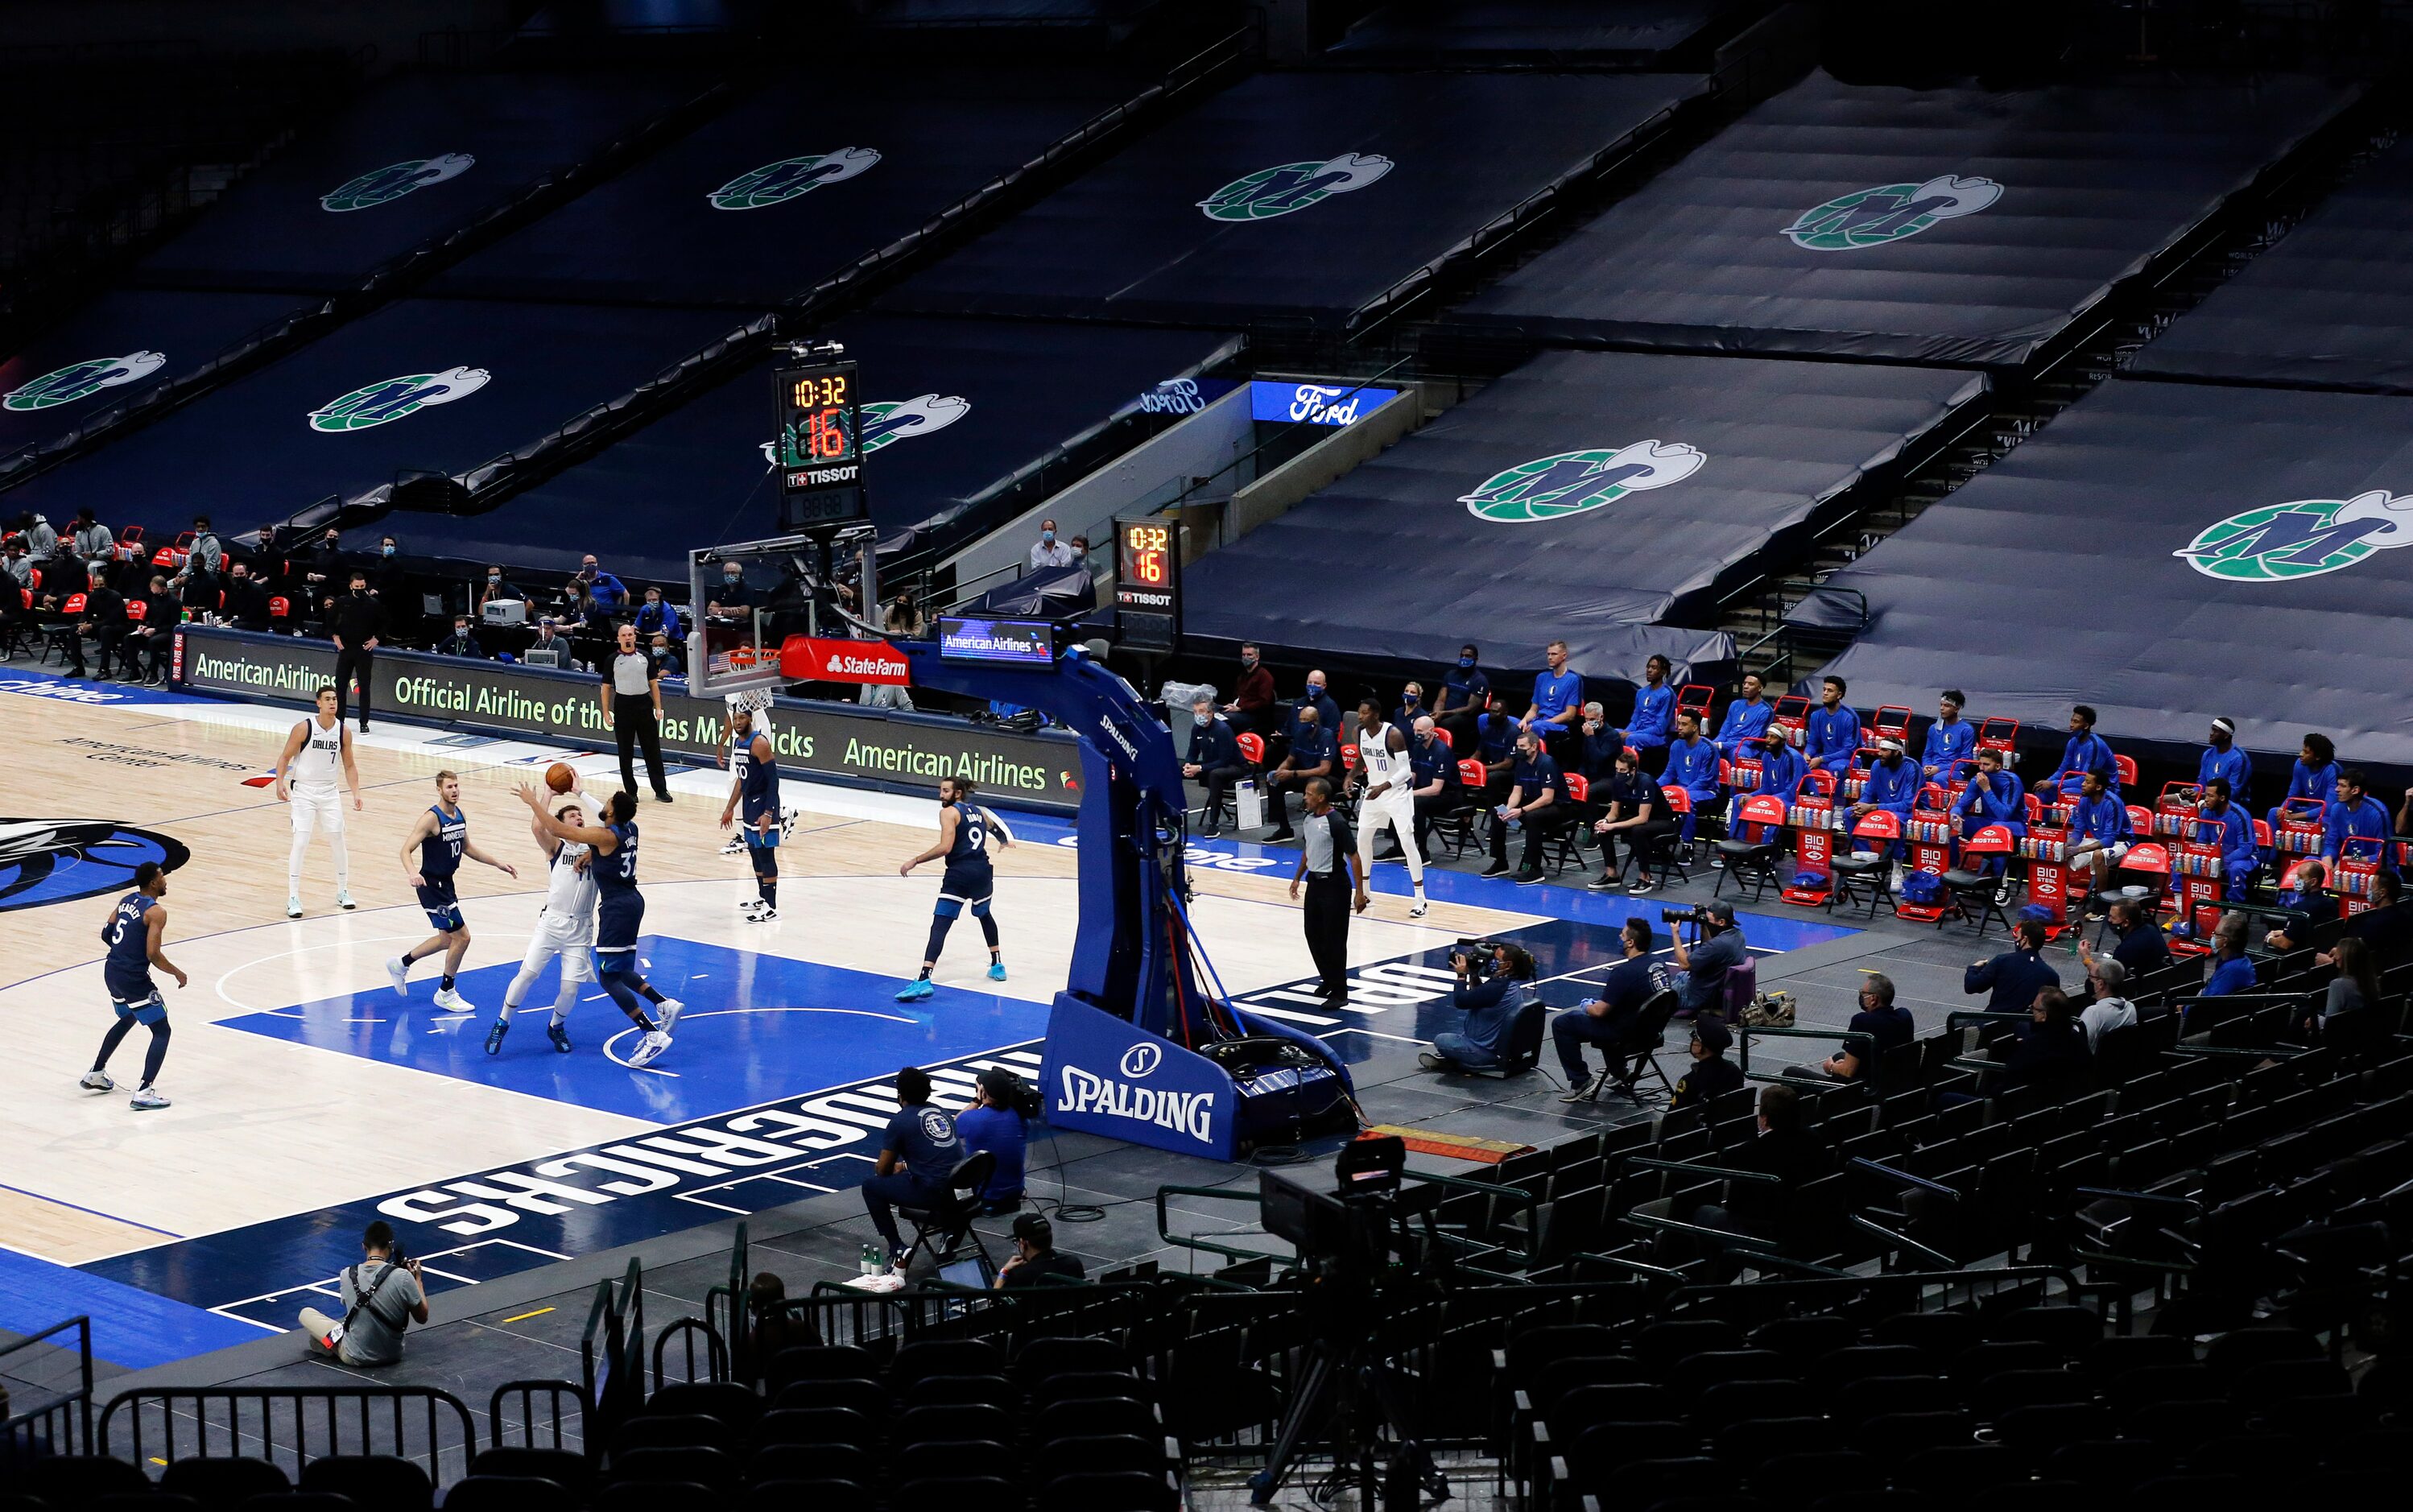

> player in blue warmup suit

[
  {"left": 2270, "top": 731, "right": 2340, "bottom": 840},
  {"left": 80, "top": 861, "right": 188, "bottom": 1110},
  {"left": 1954, "top": 748, "right": 2026, "bottom": 878},
  {"left": 720, "top": 707, "right": 783, "bottom": 922},
  {"left": 1804, "top": 675, "right": 1861, "bottom": 776},
  {"left": 386, "top": 770, "right": 517, "bottom": 1012},
  {"left": 2198, "top": 717, "right": 2253, "bottom": 811},
  {"left": 1845, "top": 737, "right": 1921, "bottom": 858},
  {"left": 2324, "top": 769, "right": 2397, "bottom": 872},
  {"left": 520, "top": 785, "right": 675, "bottom": 1066},
  {"left": 898, "top": 776, "right": 1011, "bottom": 999},
  {"left": 1922, "top": 689, "right": 1976, "bottom": 784},
  {"left": 1714, "top": 672, "right": 1774, "bottom": 758},
  {"left": 2045, "top": 704, "right": 2119, "bottom": 799},
  {"left": 2192, "top": 778, "right": 2260, "bottom": 900},
  {"left": 1624, "top": 654, "right": 1675, "bottom": 770}
]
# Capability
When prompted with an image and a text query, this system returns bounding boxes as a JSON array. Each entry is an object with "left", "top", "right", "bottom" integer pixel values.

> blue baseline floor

[
  {"left": 0, "top": 1244, "right": 267, "bottom": 1369},
  {"left": 220, "top": 936, "right": 1053, "bottom": 1126}
]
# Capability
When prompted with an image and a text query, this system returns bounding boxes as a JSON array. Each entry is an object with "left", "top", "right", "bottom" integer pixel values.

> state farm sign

[{"left": 779, "top": 635, "right": 911, "bottom": 685}]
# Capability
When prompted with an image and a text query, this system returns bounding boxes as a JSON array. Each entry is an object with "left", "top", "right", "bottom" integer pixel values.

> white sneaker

[
  {"left": 657, "top": 997, "right": 684, "bottom": 1033},
  {"left": 741, "top": 899, "right": 775, "bottom": 922},
  {"left": 1409, "top": 895, "right": 1428, "bottom": 918},
  {"left": 287, "top": 894, "right": 304, "bottom": 919},
  {"left": 130, "top": 1086, "right": 170, "bottom": 1110},
  {"left": 720, "top": 836, "right": 746, "bottom": 856},
  {"left": 385, "top": 956, "right": 410, "bottom": 997},
  {"left": 336, "top": 890, "right": 356, "bottom": 911},
  {"left": 432, "top": 987, "right": 473, "bottom": 1014},
  {"left": 80, "top": 1070, "right": 114, "bottom": 1092},
  {"left": 629, "top": 1029, "right": 671, "bottom": 1067},
  {"left": 781, "top": 805, "right": 800, "bottom": 838}
]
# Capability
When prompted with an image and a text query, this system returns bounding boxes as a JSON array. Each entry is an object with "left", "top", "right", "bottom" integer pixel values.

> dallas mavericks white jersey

[
  {"left": 291, "top": 716, "right": 344, "bottom": 791},
  {"left": 539, "top": 840, "right": 598, "bottom": 944},
  {"left": 1361, "top": 726, "right": 1413, "bottom": 795}
]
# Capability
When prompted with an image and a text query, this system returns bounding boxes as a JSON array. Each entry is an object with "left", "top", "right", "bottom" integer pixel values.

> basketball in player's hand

[{"left": 546, "top": 762, "right": 576, "bottom": 794}]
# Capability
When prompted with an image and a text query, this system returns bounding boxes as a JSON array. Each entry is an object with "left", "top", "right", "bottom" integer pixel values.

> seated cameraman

[
  {"left": 297, "top": 1221, "right": 428, "bottom": 1367},
  {"left": 1554, "top": 917, "right": 1674, "bottom": 1099},
  {"left": 1421, "top": 941, "right": 1538, "bottom": 1073},
  {"left": 1671, "top": 898, "right": 1746, "bottom": 1018},
  {"left": 956, "top": 1066, "right": 1031, "bottom": 1213}
]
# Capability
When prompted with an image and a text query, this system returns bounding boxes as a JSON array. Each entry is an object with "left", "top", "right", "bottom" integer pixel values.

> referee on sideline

[
  {"left": 1288, "top": 778, "right": 1368, "bottom": 1006},
  {"left": 603, "top": 622, "right": 674, "bottom": 803}
]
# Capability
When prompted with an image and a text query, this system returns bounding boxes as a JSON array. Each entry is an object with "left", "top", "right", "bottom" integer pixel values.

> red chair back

[
  {"left": 1235, "top": 731, "right": 1265, "bottom": 764},
  {"left": 1564, "top": 773, "right": 1589, "bottom": 803},
  {"left": 1660, "top": 785, "right": 1693, "bottom": 814},
  {"left": 125, "top": 598, "right": 148, "bottom": 622},
  {"left": 1676, "top": 682, "right": 1714, "bottom": 717},
  {"left": 1456, "top": 758, "right": 1488, "bottom": 787},
  {"left": 1872, "top": 704, "right": 1913, "bottom": 737},
  {"left": 118, "top": 525, "right": 145, "bottom": 544},
  {"left": 1340, "top": 743, "right": 1359, "bottom": 770},
  {"left": 1431, "top": 726, "right": 1452, "bottom": 750},
  {"left": 27, "top": 568, "right": 40, "bottom": 590},
  {"left": 1803, "top": 769, "right": 1837, "bottom": 796},
  {"left": 270, "top": 596, "right": 291, "bottom": 618},
  {"left": 62, "top": 593, "right": 86, "bottom": 613},
  {"left": 2114, "top": 754, "right": 2138, "bottom": 787}
]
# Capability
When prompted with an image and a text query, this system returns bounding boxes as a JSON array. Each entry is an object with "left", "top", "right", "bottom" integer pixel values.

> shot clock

[
  {"left": 773, "top": 358, "right": 867, "bottom": 527},
  {"left": 1114, "top": 515, "right": 1180, "bottom": 651}
]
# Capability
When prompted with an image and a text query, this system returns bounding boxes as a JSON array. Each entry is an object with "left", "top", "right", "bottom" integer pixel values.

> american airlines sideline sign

[{"left": 174, "top": 626, "right": 1081, "bottom": 813}]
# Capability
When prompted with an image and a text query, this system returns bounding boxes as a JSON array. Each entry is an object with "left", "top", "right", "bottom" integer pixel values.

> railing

[
  {"left": 0, "top": 1316, "right": 94, "bottom": 1461},
  {"left": 652, "top": 1318, "right": 728, "bottom": 1389},
  {"left": 705, "top": 1221, "right": 749, "bottom": 1383},
  {"left": 488, "top": 1379, "right": 588, "bottom": 1456},
  {"left": 100, "top": 1386, "right": 479, "bottom": 1485}
]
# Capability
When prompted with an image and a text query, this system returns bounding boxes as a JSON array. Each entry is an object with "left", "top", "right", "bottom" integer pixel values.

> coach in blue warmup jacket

[
  {"left": 2192, "top": 779, "right": 2260, "bottom": 899},
  {"left": 2198, "top": 717, "right": 2252, "bottom": 809},
  {"left": 1922, "top": 689, "right": 1977, "bottom": 783},
  {"left": 1804, "top": 675, "right": 1861, "bottom": 775},
  {"left": 2046, "top": 704, "right": 2119, "bottom": 799},
  {"left": 1715, "top": 673, "right": 1773, "bottom": 758}
]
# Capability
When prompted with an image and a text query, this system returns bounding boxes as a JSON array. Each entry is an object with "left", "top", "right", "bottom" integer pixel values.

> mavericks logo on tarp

[
  {"left": 758, "top": 394, "right": 965, "bottom": 466},
  {"left": 1461, "top": 440, "right": 1706, "bottom": 523},
  {"left": 2175, "top": 490, "right": 2413, "bottom": 582},
  {"left": 707, "top": 148, "right": 880, "bottom": 209},
  {"left": 1198, "top": 153, "right": 1391, "bottom": 221},
  {"left": 320, "top": 154, "right": 475, "bottom": 213},
  {"left": 308, "top": 366, "right": 490, "bottom": 432},
  {"left": 2, "top": 351, "right": 166, "bottom": 411},
  {"left": 1783, "top": 175, "right": 2002, "bottom": 250},
  {"left": 0, "top": 818, "right": 190, "bottom": 912}
]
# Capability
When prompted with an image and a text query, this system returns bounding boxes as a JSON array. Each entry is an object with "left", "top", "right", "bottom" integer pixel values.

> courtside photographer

[{"left": 297, "top": 1221, "right": 428, "bottom": 1368}]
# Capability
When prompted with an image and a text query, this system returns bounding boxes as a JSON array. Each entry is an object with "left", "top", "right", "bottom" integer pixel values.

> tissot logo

[
  {"left": 1119, "top": 1042, "right": 1163, "bottom": 1079},
  {"left": 708, "top": 147, "right": 880, "bottom": 210},
  {"left": 1461, "top": 440, "right": 1706, "bottom": 523},
  {"left": 320, "top": 154, "right": 475, "bottom": 213},
  {"left": 0, "top": 818, "right": 190, "bottom": 912},
  {"left": 308, "top": 367, "right": 490, "bottom": 432},
  {"left": 2174, "top": 490, "right": 2413, "bottom": 582},
  {"left": 1198, "top": 153, "right": 1391, "bottom": 221},
  {"left": 1783, "top": 175, "right": 2002, "bottom": 250},
  {"left": 3, "top": 352, "right": 167, "bottom": 411}
]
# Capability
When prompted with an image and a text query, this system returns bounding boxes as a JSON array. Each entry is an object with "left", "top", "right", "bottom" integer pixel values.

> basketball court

[{"left": 0, "top": 664, "right": 1875, "bottom": 1375}]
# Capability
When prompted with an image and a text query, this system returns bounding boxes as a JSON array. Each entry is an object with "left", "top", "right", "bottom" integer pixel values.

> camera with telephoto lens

[
  {"left": 1449, "top": 938, "right": 1500, "bottom": 975},
  {"left": 1660, "top": 904, "right": 1709, "bottom": 927}
]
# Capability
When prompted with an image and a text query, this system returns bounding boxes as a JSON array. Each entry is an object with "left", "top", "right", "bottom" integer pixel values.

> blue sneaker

[
  {"left": 896, "top": 979, "right": 935, "bottom": 1002},
  {"left": 547, "top": 1021, "right": 573, "bottom": 1054},
  {"left": 986, "top": 960, "right": 1007, "bottom": 982}
]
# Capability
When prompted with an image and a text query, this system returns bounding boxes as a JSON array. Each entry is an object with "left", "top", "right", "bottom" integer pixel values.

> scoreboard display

[
  {"left": 774, "top": 359, "right": 866, "bottom": 526},
  {"left": 1114, "top": 516, "right": 1180, "bottom": 651}
]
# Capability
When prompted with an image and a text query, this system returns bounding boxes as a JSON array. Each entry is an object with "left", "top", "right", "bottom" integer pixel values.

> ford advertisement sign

[{"left": 1249, "top": 379, "right": 1399, "bottom": 428}]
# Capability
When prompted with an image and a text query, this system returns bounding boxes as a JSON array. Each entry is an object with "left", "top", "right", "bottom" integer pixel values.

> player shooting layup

[
  {"left": 386, "top": 770, "right": 516, "bottom": 1012},
  {"left": 275, "top": 684, "right": 364, "bottom": 918},
  {"left": 519, "top": 784, "right": 676, "bottom": 1066},
  {"left": 896, "top": 776, "right": 1010, "bottom": 1000},
  {"left": 1352, "top": 700, "right": 1429, "bottom": 918},
  {"left": 486, "top": 791, "right": 599, "bottom": 1056},
  {"left": 80, "top": 861, "right": 186, "bottom": 1110}
]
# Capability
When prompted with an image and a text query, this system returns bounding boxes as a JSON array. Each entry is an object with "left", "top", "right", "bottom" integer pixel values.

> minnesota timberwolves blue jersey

[
  {"left": 101, "top": 892, "right": 157, "bottom": 996},
  {"left": 420, "top": 804, "right": 466, "bottom": 879},
  {"left": 599, "top": 820, "right": 639, "bottom": 894},
  {"left": 946, "top": 802, "right": 991, "bottom": 870},
  {"left": 735, "top": 737, "right": 779, "bottom": 825}
]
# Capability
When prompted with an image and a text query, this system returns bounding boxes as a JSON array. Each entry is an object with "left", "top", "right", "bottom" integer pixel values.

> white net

[{"left": 725, "top": 687, "right": 777, "bottom": 716}]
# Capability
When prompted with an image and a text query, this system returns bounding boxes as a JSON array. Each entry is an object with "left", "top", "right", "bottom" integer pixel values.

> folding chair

[
  {"left": 1544, "top": 773, "right": 1590, "bottom": 874},
  {"left": 1442, "top": 757, "right": 1491, "bottom": 857},
  {"left": 894, "top": 1151, "right": 998, "bottom": 1271},
  {"left": 1713, "top": 795, "right": 1787, "bottom": 904},
  {"left": 1829, "top": 811, "right": 1900, "bottom": 919},
  {"left": 1587, "top": 989, "right": 1682, "bottom": 1101}
]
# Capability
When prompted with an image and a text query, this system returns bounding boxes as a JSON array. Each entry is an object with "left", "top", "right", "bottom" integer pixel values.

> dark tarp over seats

[
  {"left": 2130, "top": 133, "right": 2413, "bottom": 395},
  {"left": 433, "top": 64, "right": 1142, "bottom": 308},
  {"left": 880, "top": 69, "right": 1706, "bottom": 328},
  {"left": 415, "top": 316, "right": 1236, "bottom": 581},
  {"left": 0, "top": 291, "right": 307, "bottom": 462},
  {"left": 2, "top": 299, "right": 733, "bottom": 538},
  {"left": 1182, "top": 349, "right": 1983, "bottom": 686},
  {"left": 1330, "top": 0, "right": 1750, "bottom": 63},
  {"left": 132, "top": 70, "right": 706, "bottom": 294},
  {"left": 1808, "top": 378, "right": 2413, "bottom": 764},
  {"left": 1452, "top": 70, "right": 2361, "bottom": 368}
]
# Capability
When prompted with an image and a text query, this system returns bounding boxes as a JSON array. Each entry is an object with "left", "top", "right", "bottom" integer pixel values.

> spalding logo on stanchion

[{"left": 1042, "top": 996, "right": 1233, "bottom": 1161}]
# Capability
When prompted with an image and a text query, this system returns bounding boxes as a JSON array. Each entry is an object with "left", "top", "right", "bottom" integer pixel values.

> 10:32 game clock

[
  {"left": 1114, "top": 516, "right": 1180, "bottom": 651},
  {"left": 774, "top": 359, "right": 866, "bottom": 525}
]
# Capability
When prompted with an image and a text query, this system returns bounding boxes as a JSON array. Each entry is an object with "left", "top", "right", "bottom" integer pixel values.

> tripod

[{"left": 1247, "top": 1286, "right": 1449, "bottom": 1508}]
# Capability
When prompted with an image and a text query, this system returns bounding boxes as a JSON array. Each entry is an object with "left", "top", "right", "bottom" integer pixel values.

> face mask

[
  {"left": 1042, "top": 531, "right": 1056, "bottom": 543},
  {"left": 488, "top": 574, "right": 501, "bottom": 584},
  {"left": 1457, "top": 656, "right": 1474, "bottom": 669},
  {"left": 724, "top": 573, "right": 741, "bottom": 585},
  {"left": 1403, "top": 692, "right": 1419, "bottom": 704}
]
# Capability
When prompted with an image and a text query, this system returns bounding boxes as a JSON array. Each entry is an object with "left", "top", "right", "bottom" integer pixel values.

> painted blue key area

[
  {"left": 220, "top": 936, "right": 1054, "bottom": 1124},
  {"left": 0, "top": 1244, "right": 267, "bottom": 1369}
]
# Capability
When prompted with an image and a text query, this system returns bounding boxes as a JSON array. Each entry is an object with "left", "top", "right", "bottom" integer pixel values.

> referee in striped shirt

[{"left": 602, "top": 623, "right": 674, "bottom": 802}]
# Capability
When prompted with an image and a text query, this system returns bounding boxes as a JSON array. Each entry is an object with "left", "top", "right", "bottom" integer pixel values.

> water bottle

[{"left": 860, "top": 1242, "right": 881, "bottom": 1277}]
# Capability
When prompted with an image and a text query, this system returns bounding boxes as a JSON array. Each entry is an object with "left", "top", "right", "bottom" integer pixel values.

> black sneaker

[
  {"left": 1557, "top": 1074, "right": 1597, "bottom": 1103},
  {"left": 655, "top": 791, "right": 675, "bottom": 804},
  {"left": 1266, "top": 828, "right": 1294, "bottom": 842},
  {"left": 1586, "top": 871, "right": 1622, "bottom": 890},
  {"left": 1481, "top": 860, "right": 1510, "bottom": 878},
  {"left": 1630, "top": 876, "right": 1659, "bottom": 894},
  {"left": 547, "top": 1021, "right": 573, "bottom": 1054},
  {"left": 1417, "top": 1051, "right": 1456, "bottom": 1072},
  {"left": 1514, "top": 869, "right": 1544, "bottom": 886}
]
